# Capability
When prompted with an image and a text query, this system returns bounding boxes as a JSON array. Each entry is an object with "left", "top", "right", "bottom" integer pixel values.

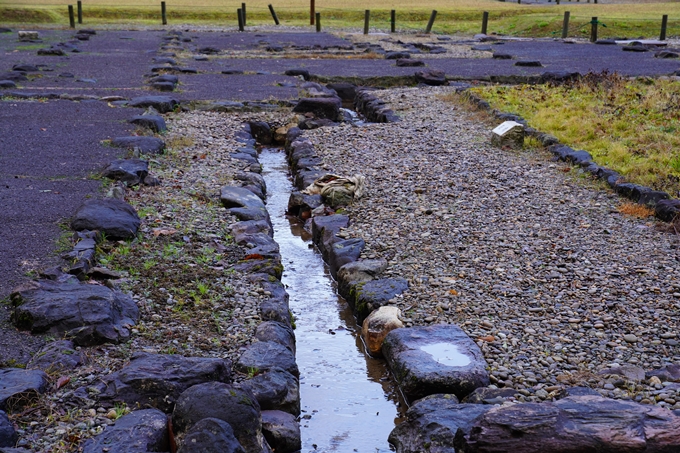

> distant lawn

[
  {"left": 1, "top": 0, "right": 680, "bottom": 39},
  {"left": 467, "top": 73, "right": 680, "bottom": 196}
]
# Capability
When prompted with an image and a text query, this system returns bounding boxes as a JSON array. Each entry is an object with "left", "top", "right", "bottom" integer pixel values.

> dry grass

[
  {"left": 468, "top": 73, "right": 680, "bottom": 196},
  {"left": 618, "top": 202, "right": 656, "bottom": 218}
]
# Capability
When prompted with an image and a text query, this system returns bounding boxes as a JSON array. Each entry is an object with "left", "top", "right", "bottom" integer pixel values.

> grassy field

[
  {"left": 2, "top": 0, "right": 680, "bottom": 38},
  {"left": 467, "top": 73, "right": 680, "bottom": 196}
]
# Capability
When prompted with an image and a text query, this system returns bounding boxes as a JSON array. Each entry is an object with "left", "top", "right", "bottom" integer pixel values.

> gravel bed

[{"left": 304, "top": 86, "right": 680, "bottom": 406}]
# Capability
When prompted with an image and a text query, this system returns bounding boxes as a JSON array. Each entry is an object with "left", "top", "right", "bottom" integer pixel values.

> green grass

[
  {"left": 466, "top": 73, "right": 680, "bottom": 195},
  {"left": 2, "top": 0, "right": 680, "bottom": 39}
]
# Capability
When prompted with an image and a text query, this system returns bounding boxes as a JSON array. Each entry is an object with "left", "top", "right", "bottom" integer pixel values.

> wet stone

[
  {"left": 102, "top": 159, "right": 149, "bottom": 186},
  {"left": 178, "top": 418, "right": 245, "bottom": 453},
  {"left": 255, "top": 321, "right": 295, "bottom": 354},
  {"left": 239, "top": 368, "right": 300, "bottom": 415},
  {"left": 96, "top": 352, "right": 232, "bottom": 413},
  {"left": 383, "top": 324, "right": 490, "bottom": 402},
  {"left": 172, "top": 382, "right": 265, "bottom": 453},
  {"left": 352, "top": 277, "right": 409, "bottom": 322},
  {"left": 81, "top": 409, "right": 168, "bottom": 453},
  {"left": 261, "top": 410, "right": 301, "bottom": 453},
  {"left": 235, "top": 341, "right": 299, "bottom": 378},
  {"left": 0, "top": 410, "right": 17, "bottom": 447}
]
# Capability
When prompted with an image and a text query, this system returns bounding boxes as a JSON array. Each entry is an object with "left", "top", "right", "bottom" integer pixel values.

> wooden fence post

[
  {"left": 482, "top": 11, "right": 489, "bottom": 35},
  {"left": 68, "top": 4, "right": 75, "bottom": 28},
  {"left": 315, "top": 12, "right": 320, "bottom": 32},
  {"left": 77, "top": 0, "right": 82, "bottom": 24},
  {"left": 242, "top": 3, "right": 246, "bottom": 25},
  {"left": 161, "top": 1, "right": 167, "bottom": 25},
  {"left": 661, "top": 14, "right": 668, "bottom": 41},
  {"left": 425, "top": 10, "right": 437, "bottom": 33},
  {"left": 590, "top": 16, "right": 598, "bottom": 42},
  {"left": 268, "top": 4, "right": 279, "bottom": 25},
  {"left": 562, "top": 11, "right": 570, "bottom": 39},
  {"left": 237, "top": 8, "right": 244, "bottom": 31},
  {"left": 364, "top": 10, "right": 370, "bottom": 35},
  {"left": 310, "top": 0, "right": 315, "bottom": 25},
  {"left": 391, "top": 10, "right": 395, "bottom": 33}
]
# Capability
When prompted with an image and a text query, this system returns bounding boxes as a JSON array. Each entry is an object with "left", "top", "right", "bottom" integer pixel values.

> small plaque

[{"left": 492, "top": 120, "right": 523, "bottom": 136}]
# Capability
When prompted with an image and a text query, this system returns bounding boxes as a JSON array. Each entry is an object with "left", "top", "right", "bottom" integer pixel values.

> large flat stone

[
  {"left": 81, "top": 409, "right": 169, "bottom": 453},
  {"left": 383, "top": 325, "right": 489, "bottom": 402},
  {"left": 0, "top": 369, "right": 49, "bottom": 412},
  {"left": 71, "top": 198, "right": 141, "bottom": 240},
  {"left": 11, "top": 277, "right": 139, "bottom": 346}
]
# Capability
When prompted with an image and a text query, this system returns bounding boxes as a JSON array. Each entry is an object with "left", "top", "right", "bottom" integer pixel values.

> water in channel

[{"left": 259, "top": 148, "right": 405, "bottom": 453}]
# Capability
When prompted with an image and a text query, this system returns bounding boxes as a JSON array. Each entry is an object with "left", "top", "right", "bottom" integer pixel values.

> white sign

[{"left": 492, "top": 120, "right": 523, "bottom": 136}]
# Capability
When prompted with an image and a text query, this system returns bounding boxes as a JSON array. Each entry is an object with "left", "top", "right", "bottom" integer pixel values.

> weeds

[{"left": 618, "top": 202, "right": 655, "bottom": 219}]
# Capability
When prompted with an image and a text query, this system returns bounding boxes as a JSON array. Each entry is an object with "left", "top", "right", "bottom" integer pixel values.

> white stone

[
  {"left": 362, "top": 306, "right": 403, "bottom": 357},
  {"left": 18, "top": 31, "right": 39, "bottom": 41}
]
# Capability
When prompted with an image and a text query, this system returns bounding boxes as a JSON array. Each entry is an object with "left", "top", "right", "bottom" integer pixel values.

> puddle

[
  {"left": 259, "top": 148, "right": 405, "bottom": 453},
  {"left": 420, "top": 343, "right": 471, "bottom": 367}
]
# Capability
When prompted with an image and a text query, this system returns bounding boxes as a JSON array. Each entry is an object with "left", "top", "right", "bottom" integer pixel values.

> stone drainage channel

[{"left": 259, "top": 147, "right": 406, "bottom": 452}]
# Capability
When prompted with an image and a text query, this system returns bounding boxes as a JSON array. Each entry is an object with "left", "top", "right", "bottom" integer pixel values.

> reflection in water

[
  {"left": 260, "top": 148, "right": 405, "bottom": 453},
  {"left": 420, "top": 343, "right": 471, "bottom": 367}
]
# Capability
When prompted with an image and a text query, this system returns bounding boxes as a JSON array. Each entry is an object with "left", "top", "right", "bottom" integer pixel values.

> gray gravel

[{"left": 304, "top": 86, "right": 680, "bottom": 406}]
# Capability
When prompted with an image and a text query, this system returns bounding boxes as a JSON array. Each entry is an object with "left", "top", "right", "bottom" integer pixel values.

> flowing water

[{"left": 259, "top": 148, "right": 405, "bottom": 453}]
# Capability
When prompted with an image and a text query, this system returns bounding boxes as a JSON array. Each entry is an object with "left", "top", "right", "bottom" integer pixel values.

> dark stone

[
  {"left": 172, "top": 382, "right": 266, "bottom": 453},
  {"left": 515, "top": 60, "right": 542, "bottom": 67},
  {"left": 97, "top": 353, "right": 232, "bottom": 412},
  {"left": 129, "top": 115, "right": 167, "bottom": 133},
  {"left": 541, "top": 71, "right": 579, "bottom": 83},
  {"left": 222, "top": 70, "right": 244, "bottom": 75},
  {"left": 231, "top": 219, "right": 272, "bottom": 239},
  {"left": 386, "top": 51, "right": 411, "bottom": 59},
  {"left": 329, "top": 238, "right": 365, "bottom": 279},
  {"left": 388, "top": 395, "right": 489, "bottom": 453},
  {"left": 128, "top": 95, "right": 179, "bottom": 113},
  {"left": 261, "top": 410, "right": 301, "bottom": 453},
  {"left": 287, "top": 191, "right": 322, "bottom": 217},
  {"left": 110, "top": 136, "right": 166, "bottom": 155},
  {"left": 537, "top": 133, "right": 560, "bottom": 146},
  {"left": 415, "top": 69, "right": 446, "bottom": 86},
  {"left": 178, "top": 67, "right": 198, "bottom": 74},
  {"left": 220, "top": 186, "right": 266, "bottom": 211},
  {"left": 153, "top": 57, "right": 178, "bottom": 65},
  {"left": 623, "top": 45, "right": 648, "bottom": 52},
  {"left": 396, "top": 59, "right": 425, "bottom": 67},
  {"left": 565, "top": 149, "right": 593, "bottom": 166},
  {"left": 284, "top": 69, "right": 310, "bottom": 80},
  {"left": 266, "top": 45, "right": 284, "bottom": 52},
  {"left": 102, "top": 159, "right": 149, "bottom": 185},
  {"left": 471, "top": 45, "right": 492, "bottom": 51},
  {"left": 12, "top": 64, "right": 38, "bottom": 72},
  {"left": 0, "top": 411, "right": 17, "bottom": 447},
  {"left": 231, "top": 152, "right": 258, "bottom": 165},
  {"left": 655, "top": 199, "right": 680, "bottom": 222},
  {"left": 239, "top": 368, "right": 300, "bottom": 415},
  {"left": 352, "top": 277, "right": 409, "bottom": 322},
  {"left": 613, "top": 182, "right": 649, "bottom": 202},
  {"left": 78, "top": 28, "right": 96, "bottom": 35},
  {"left": 150, "top": 74, "right": 178, "bottom": 84},
  {"left": 236, "top": 233, "right": 279, "bottom": 260},
  {"left": 232, "top": 259, "right": 282, "bottom": 279},
  {"left": 548, "top": 144, "right": 574, "bottom": 161},
  {"left": 492, "top": 52, "right": 512, "bottom": 59},
  {"left": 59, "top": 72, "right": 75, "bottom": 78},
  {"left": 10, "top": 277, "right": 139, "bottom": 346},
  {"left": 311, "top": 214, "right": 349, "bottom": 245},
  {"left": 292, "top": 97, "right": 342, "bottom": 121},
  {"left": 0, "top": 369, "right": 49, "bottom": 412},
  {"left": 336, "top": 259, "right": 387, "bottom": 303},
  {"left": 178, "top": 418, "right": 245, "bottom": 453},
  {"left": 71, "top": 198, "right": 141, "bottom": 240},
  {"left": 0, "top": 72, "right": 27, "bottom": 82},
  {"left": 198, "top": 46, "right": 220, "bottom": 54},
  {"left": 460, "top": 395, "right": 680, "bottom": 452},
  {"left": 81, "top": 409, "right": 168, "bottom": 453},
  {"left": 37, "top": 48, "right": 66, "bottom": 56},
  {"left": 383, "top": 324, "right": 490, "bottom": 402},
  {"left": 647, "top": 364, "right": 680, "bottom": 382},
  {"left": 462, "top": 387, "right": 517, "bottom": 404},
  {"left": 656, "top": 51, "right": 679, "bottom": 59},
  {"left": 248, "top": 121, "right": 273, "bottom": 145},
  {"left": 325, "top": 82, "right": 356, "bottom": 102},
  {"left": 299, "top": 118, "right": 337, "bottom": 130},
  {"left": 595, "top": 39, "right": 617, "bottom": 45},
  {"left": 0, "top": 28, "right": 11, "bottom": 33},
  {"left": 228, "top": 206, "right": 271, "bottom": 224},
  {"left": 26, "top": 339, "right": 84, "bottom": 373},
  {"left": 638, "top": 190, "right": 669, "bottom": 207},
  {"left": 0, "top": 81, "right": 16, "bottom": 89},
  {"left": 255, "top": 321, "right": 295, "bottom": 354},
  {"left": 235, "top": 341, "right": 299, "bottom": 378}
]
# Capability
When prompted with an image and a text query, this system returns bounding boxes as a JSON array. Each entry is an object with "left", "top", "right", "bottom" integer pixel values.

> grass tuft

[{"left": 618, "top": 202, "right": 655, "bottom": 218}]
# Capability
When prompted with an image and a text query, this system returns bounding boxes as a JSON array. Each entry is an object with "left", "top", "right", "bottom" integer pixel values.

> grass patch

[
  {"left": 618, "top": 201, "right": 656, "bottom": 218},
  {"left": 467, "top": 72, "right": 680, "bottom": 196},
  {"left": 2, "top": 1, "right": 680, "bottom": 38}
]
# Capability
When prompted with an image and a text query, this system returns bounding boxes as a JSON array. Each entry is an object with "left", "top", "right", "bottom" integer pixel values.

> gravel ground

[{"left": 304, "top": 86, "right": 680, "bottom": 406}]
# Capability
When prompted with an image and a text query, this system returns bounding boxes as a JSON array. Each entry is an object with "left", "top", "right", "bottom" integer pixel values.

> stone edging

[{"left": 463, "top": 90, "right": 680, "bottom": 223}]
